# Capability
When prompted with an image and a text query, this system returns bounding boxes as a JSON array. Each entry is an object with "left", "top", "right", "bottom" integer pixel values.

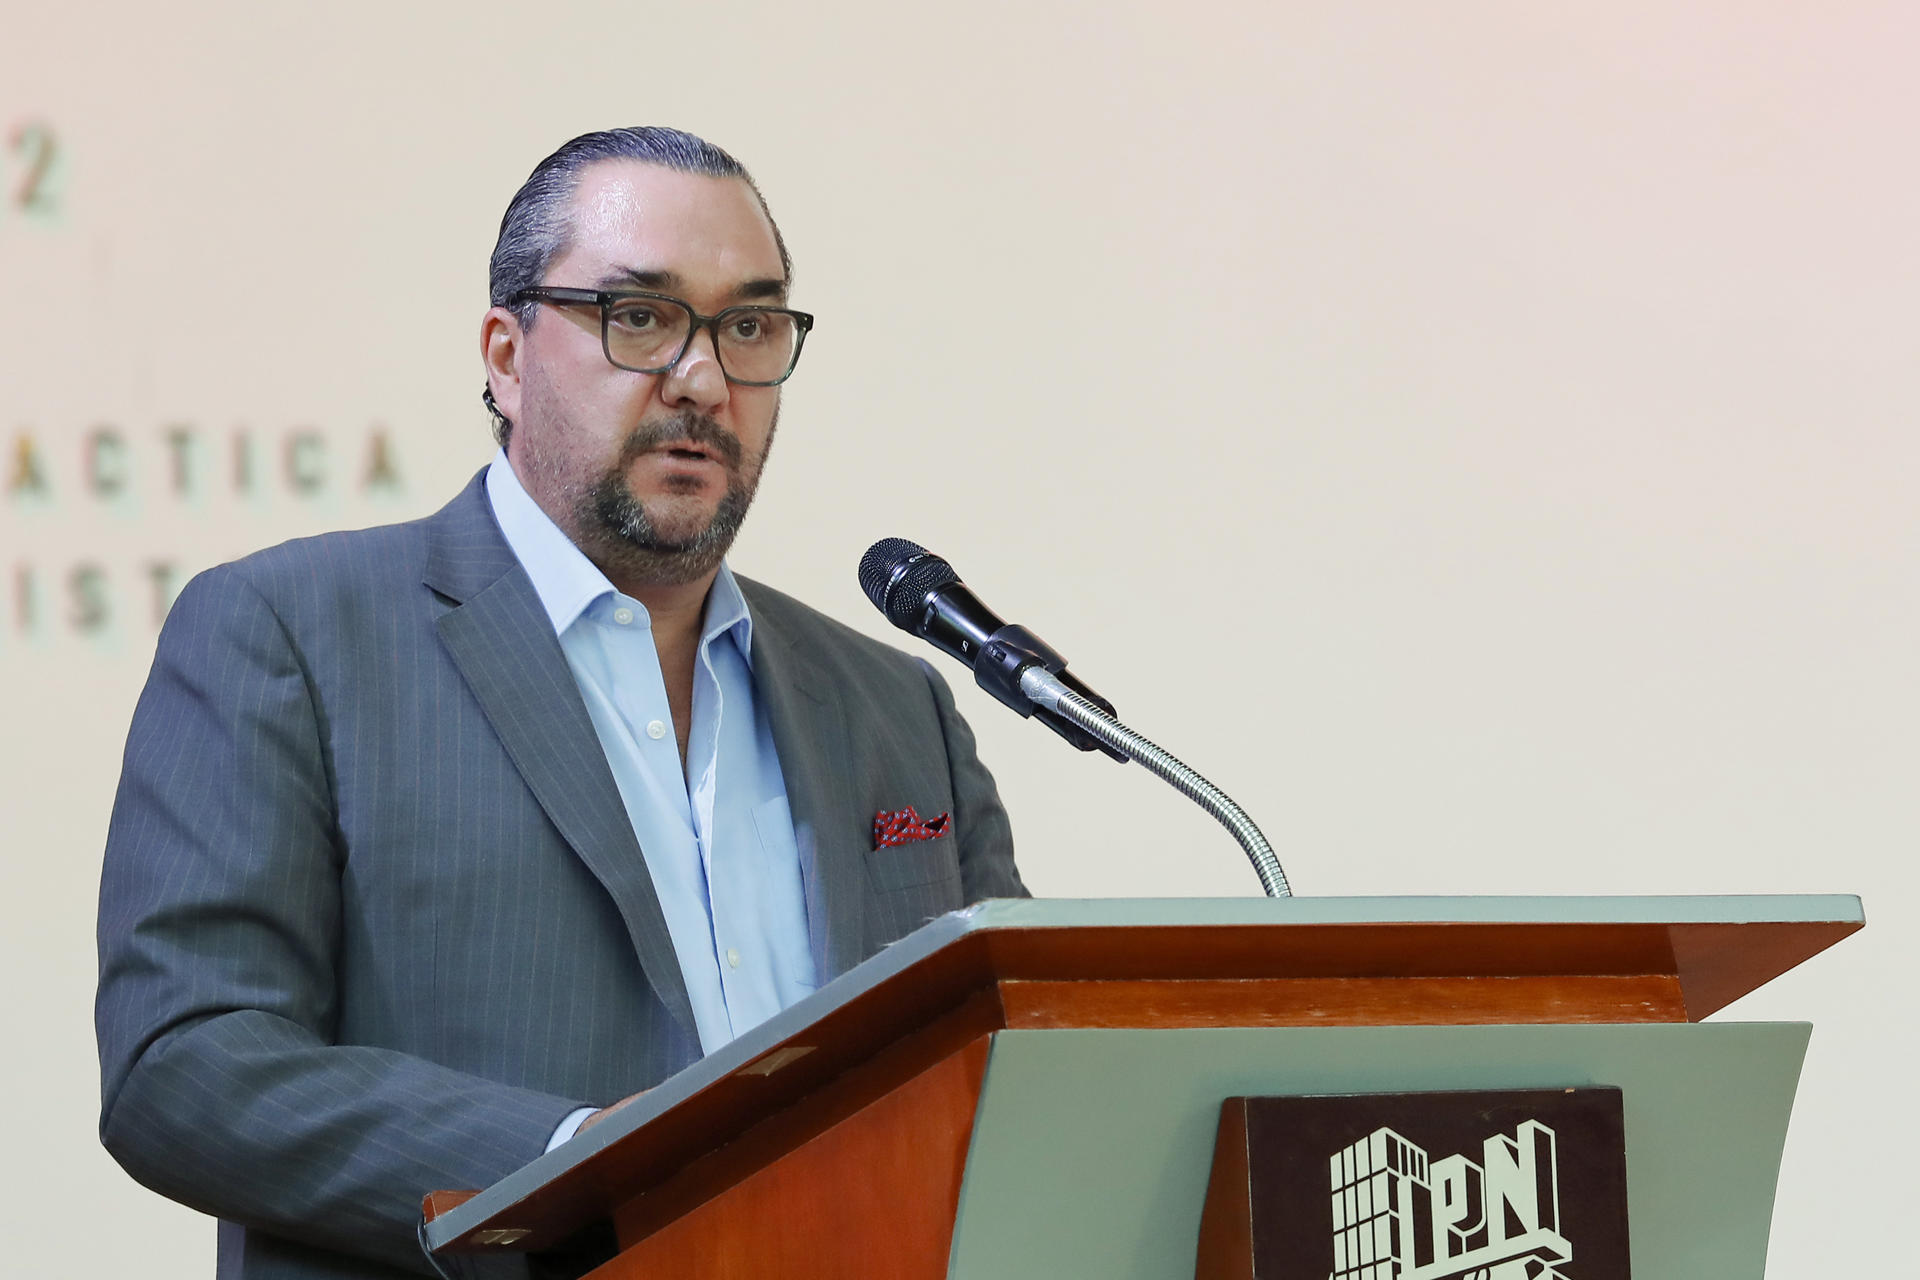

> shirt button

[
  {"left": 726, "top": 948, "right": 742, "bottom": 969},
  {"left": 646, "top": 719, "right": 667, "bottom": 740},
  {"left": 613, "top": 607, "right": 634, "bottom": 625}
]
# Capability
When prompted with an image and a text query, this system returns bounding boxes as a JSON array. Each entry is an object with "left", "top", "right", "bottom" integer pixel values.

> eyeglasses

[{"left": 509, "top": 287, "right": 814, "bottom": 386}]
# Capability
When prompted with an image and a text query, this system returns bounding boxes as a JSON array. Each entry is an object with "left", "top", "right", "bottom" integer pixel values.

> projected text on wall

[{"left": 4, "top": 425, "right": 404, "bottom": 638}]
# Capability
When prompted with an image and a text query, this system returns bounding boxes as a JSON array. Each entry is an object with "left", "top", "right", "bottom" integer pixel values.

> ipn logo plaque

[{"left": 1198, "top": 1088, "right": 1629, "bottom": 1280}]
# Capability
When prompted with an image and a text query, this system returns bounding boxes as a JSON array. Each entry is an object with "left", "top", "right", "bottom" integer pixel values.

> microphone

[
  {"left": 858, "top": 538, "right": 1127, "bottom": 759},
  {"left": 858, "top": 537, "right": 1294, "bottom": 896}
]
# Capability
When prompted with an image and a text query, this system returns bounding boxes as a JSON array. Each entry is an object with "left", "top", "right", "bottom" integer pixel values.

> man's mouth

[
  {"left": 658, "top": 443, "right": 720, "bottom": 465},
  {"left": 616, "top": 413, "right": 745, "bottom": 472}
]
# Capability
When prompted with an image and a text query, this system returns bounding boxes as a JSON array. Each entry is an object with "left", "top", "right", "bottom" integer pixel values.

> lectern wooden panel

[{"left": 599, "top": 1037, "right": 990, "bottom": 1279}]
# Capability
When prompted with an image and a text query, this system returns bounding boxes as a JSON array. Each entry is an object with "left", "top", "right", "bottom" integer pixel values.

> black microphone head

[{"left": 859, "top": 537, "right": 959, "bottom": 631}]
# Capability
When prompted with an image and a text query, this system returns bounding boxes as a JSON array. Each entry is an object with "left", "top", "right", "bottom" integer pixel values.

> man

[{"left": 95, "top": 126, "right": 1023, "bottom": 1280}]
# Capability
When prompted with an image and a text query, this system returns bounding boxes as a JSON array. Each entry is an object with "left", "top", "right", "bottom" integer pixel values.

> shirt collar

[
  {"left": 485, "top": 450, "right": 755, "bottom": 662},
  {"left": 700, "top": 551, "right": 755, "bottom": 660}
]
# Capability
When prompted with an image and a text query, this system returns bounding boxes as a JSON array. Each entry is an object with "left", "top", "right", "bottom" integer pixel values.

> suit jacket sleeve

[
  {"left": 95, "top": 566, "right": 585, "bottom": 1276},
  {"left": 921, "top": 659, "right": 1026, "bottom": 904}
]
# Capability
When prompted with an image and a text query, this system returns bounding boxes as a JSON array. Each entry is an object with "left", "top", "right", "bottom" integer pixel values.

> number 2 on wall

[{"left": 9, "top": 121, "right": 59, "bottom": 214}]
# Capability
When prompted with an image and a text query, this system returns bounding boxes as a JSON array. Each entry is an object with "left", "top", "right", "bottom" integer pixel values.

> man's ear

[{"left": 481, "top": 307, "right": 526, "bottom": 428}]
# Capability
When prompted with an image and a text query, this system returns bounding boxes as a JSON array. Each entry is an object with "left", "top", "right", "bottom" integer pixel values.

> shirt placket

[
  {"left": 599, "top": 599, "right": 727, "bottom": 1048},
  {"left": 690, "top": 632, "right": 745, "bottom": 1035}
]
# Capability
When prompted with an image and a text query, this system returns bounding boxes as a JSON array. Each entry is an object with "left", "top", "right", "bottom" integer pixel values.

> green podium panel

[{"left": 950, "top": 1023, "right": 1810, "bottom": 1280}]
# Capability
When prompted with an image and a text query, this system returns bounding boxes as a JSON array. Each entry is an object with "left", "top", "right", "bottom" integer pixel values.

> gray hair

[{"left": 484, "top": 126, "right": 791, "bottom": 444}]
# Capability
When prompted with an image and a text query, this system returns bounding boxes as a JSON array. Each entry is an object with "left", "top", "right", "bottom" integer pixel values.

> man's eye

[
  {"left": 612, "top": 305, "right": 667, "bottom": 331},
  {"left": 725, "top": 312, "right": 790, "bottom": 345}
]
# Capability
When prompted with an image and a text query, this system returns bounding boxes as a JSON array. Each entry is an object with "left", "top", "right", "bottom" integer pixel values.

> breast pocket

[
  {"left": 863, "top": 833, "right": 962, "bottom": 894},
  {"left": 862, "top": 832, "right": 964, "bottom": 953}
]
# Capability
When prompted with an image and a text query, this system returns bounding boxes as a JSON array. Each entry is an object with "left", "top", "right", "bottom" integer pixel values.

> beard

[
  {"left": 574, "top": 408, "right": 775, "bottom": 587},
  {"left": 511, "top": 353, "right": 779, "bottom": 589}
]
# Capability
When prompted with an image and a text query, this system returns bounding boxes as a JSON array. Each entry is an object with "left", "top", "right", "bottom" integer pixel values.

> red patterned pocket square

[{"left": 872, "top": 806, "right": 951, "bottom": 849}]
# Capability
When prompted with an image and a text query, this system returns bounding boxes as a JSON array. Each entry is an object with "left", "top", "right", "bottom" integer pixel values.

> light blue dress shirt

[{"left": 485, "top": 454, "right": 816, "bottom": 1077}]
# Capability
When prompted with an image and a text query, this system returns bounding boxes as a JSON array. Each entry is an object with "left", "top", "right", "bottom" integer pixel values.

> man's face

[{"left": 493, "top": 160, "right": 788, "bottom": 589}]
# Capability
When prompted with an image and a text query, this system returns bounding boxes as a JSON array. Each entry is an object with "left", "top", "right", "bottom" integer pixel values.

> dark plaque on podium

[{"left": 1203, "top": 1088, "right": 1630, "bottom": 1280}]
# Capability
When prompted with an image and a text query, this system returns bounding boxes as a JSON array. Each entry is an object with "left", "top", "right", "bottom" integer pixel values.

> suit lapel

[
  {"left": 423, "top": 474, "right": 698, "bottom": 1037},
  {"left": 740, "top": 579, "right": 868, "bottom": 983}
]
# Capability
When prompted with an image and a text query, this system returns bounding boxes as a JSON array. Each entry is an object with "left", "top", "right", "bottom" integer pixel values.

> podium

[{"left": 421, "top": 896, "right": 1861, "bottom": 1279}]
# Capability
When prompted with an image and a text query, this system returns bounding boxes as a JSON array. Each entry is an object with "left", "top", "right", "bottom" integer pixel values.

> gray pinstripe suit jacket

[{"left": 95, "top": 472, "right": 1023, "bottom": 1279}]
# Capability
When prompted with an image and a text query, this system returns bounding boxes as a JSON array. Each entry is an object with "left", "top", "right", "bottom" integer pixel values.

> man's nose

[{"left": 660, "top": 326, "right": 728, "bottom": 410}]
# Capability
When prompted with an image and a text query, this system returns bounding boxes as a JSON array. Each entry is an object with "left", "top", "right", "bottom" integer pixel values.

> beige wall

[{"left": 3, "top": 2, "right": 1913, "bottom": 1273}]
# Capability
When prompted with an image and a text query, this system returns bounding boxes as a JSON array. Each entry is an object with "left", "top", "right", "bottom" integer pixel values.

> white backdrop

[{"left": 3, "top": 3, "right": 1913, "bottom": 1275}]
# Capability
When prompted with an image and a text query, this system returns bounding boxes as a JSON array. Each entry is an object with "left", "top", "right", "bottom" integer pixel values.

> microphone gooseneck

[
  {"left": 1020, "top": 667, "right": 1292, "bottom": 898},
  {"left": 858, "top": 537, "right": 1293, "bottom": 897}
]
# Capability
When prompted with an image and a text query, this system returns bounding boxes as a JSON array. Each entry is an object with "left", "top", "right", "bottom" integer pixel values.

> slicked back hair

[{"left": 484, "top": 126, "right": 791, "bottom": 444}]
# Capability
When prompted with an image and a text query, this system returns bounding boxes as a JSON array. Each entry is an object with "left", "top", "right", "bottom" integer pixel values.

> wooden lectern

[{"left": 420, "top": 896, "right": 1861, "bottom": 1279}]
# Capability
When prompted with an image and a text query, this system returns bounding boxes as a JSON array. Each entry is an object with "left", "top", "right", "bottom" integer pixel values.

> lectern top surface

[{"left": 941, "top": 894, "right": 1863, "bottom": 931}]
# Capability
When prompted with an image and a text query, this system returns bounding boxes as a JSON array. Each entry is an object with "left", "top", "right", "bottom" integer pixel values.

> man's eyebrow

[
  {"left": 594, "top": 267, "right": 682, "bottom": 292},
  {"left": 732, "top": 277, "right": 789, "bottom": 303},
  {"left": 593, "top": 267, "right": 790, "bottom": 304}
]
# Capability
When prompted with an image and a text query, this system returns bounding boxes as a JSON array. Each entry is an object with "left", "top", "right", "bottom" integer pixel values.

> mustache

[{"left": 615, "top": 412, "right": 744, "bottom": 470}]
